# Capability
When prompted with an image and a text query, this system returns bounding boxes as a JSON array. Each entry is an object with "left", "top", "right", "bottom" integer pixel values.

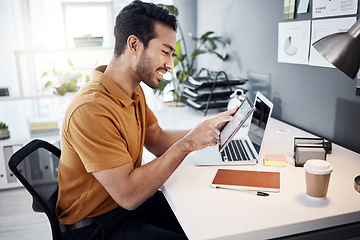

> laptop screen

[{"left": 248, "top": 95, "right": 272, "bottom": 154}]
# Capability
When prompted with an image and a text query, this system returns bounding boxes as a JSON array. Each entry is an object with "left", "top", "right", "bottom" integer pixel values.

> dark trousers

[{"left": 62, "top": 191, "right": 188, "bottom": 240}]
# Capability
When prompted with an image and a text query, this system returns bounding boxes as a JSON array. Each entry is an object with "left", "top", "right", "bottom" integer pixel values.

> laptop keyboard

[{"left": 220, "top": 140, "right": 256, "bottom": 162}]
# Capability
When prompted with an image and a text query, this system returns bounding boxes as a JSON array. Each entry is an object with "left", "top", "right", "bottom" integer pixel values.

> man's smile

[{"left": 157, "top": 68, "right": 167, "bottom": 80}]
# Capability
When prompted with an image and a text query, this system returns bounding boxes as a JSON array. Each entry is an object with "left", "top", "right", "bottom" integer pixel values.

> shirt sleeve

[{"left": 66, "top": 103, "right": 133, "bottom": 173}]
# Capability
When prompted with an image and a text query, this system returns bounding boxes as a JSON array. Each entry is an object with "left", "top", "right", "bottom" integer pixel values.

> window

[
  {"left": 0, "top": 0, "right": 173, "bottom": 138},
  {"left": 62, "top": 1, "right": 114, "bottom": 48}
]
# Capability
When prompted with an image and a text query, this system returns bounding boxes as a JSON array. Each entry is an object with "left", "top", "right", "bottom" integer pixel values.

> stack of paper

[
  {"left": 264, "top": 154, "right": 287, "bottom": 167},
  {"left": 29, "top": 119, "right": 59, "bottom": 137}
]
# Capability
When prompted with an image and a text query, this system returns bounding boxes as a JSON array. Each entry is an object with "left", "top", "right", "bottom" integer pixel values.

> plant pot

[{"left": 0, "top": 128, "right": 10, "bottom": 140}]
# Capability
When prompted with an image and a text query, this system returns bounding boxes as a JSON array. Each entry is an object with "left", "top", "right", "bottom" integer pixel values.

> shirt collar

[{"left": 92, "top": 65, "right": 142, "bottom": 107}]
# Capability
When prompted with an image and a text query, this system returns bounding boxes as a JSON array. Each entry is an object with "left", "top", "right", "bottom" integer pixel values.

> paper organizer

[{"left": 293, "top": 137, "right": 327, "bottom": 167}]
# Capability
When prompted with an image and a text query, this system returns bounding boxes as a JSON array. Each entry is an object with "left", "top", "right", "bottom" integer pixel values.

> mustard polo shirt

[{"left": 56, "top": 65, "right": 158, "bottom": 224}]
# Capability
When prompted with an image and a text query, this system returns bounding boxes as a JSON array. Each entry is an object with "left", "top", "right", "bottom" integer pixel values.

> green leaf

[
  {"left": 52, "top": 67, "right": 58, "bottom": 76},
  {"left": 44, "top": 81, "right": 53, "bottom": 88},
  {"left": 191, "top": 49, "right": 206, "bottom": 59},
  {"left": 190, "top": 35, "right": 198, "bottom": 41},
  {"left": 85, "top": 75, "right": 90, "bottom": 82},
  {"left": 176, "top": 71, "right": 181, "bottom": 80},
  {"left": 173, "top": 58, "right": 179, "bottom": 68},
  {"left": 213, "top": 52, "right": 228, "bottom": 61},
  {"left": 188, "top": 68, "right": 196, "bottom": 77},
  {"left": 0, "top": 122, "right": 8, "bottom": 128},
  {"left": 67, "top": 80, "right": 79, "bottom": 91},
  {"left": 173, "top": 54, "right": 186, "bottom": 62},
  {"left": 41, "top": 72, "right": 48, "bottom": 78},
  {"left": 174, "top": 39, "right": 182, "bottom": 57},
  {"left": 153, "top": 79, "right": 171, "bottom": 94},
  {"left": 206, "top": 39, "right": 217, "bottom": 50},
  {"left": 200, "top": 31, "right": 214, "bottom": 40},
  {"left": 54, "top": 84, "right": 67, "bottom": 96},
  {"left": 75, "top": 73, "right": 82, "bottom": 80},
  {"left": 67, "top": 57, "right": 73, "bottom": 66}
]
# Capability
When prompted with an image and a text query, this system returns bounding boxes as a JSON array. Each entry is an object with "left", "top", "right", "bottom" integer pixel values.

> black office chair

[{"left": 8, "top": 139, "right": 62, "bottom": 240}]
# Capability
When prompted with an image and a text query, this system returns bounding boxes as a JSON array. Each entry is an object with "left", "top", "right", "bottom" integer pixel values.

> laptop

[{"left": 194, "top": 91, "right": 274, "bottom": 166}]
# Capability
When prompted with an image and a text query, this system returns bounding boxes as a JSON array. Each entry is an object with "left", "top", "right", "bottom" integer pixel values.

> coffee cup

[{"left": 304, "top": 159, "right": 333, "bottom": 198}]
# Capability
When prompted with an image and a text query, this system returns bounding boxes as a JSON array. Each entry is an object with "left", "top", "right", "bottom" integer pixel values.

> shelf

[
  {"left": 11, "top": 46, "right": 113, "bottom": 102},
  {"left": 14, "top": 46, "right": 112, "bottom": 55},
  {"left": 0, "top": 95, "right": 58, "bottom": 102}
]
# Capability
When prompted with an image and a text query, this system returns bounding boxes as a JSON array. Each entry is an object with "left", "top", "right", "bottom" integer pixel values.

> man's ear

[{"left": 127, "top": 35, "right": 140, "bottom": 56}]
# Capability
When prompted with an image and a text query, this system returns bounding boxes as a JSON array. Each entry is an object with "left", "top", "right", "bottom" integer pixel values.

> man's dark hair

[{"left": 114, "top": 0, "right": 177, "bottom": 57}]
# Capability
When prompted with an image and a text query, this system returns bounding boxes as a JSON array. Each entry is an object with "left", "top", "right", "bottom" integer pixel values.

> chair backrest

[{"left": 8, "top": 139, "right": 62, "bottom": 240}]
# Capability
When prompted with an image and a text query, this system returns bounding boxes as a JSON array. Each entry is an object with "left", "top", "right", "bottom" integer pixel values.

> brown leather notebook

[{"left": 212, "top": 169, "right": 280, "bottom": 193}]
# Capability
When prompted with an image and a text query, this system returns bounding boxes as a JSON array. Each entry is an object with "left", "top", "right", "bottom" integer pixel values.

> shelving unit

[
  {"left": 0, "top": 45, "right": 112, "bottom": 189},
  {"left": 0, "top": 136, "right": 61, "bottom": 190},
  {"left": 0, "top": 1, "right": 115, "bottom": 190}
]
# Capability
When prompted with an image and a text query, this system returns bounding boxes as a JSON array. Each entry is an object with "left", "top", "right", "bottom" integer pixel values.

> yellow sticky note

[{"left": 264, "top": 154, "right": 287, "bottom": 167}]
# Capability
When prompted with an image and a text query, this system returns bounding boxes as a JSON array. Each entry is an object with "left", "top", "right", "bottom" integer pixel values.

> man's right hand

[{"left": 182, "top": 107, "right": 237, "bottom": 152}]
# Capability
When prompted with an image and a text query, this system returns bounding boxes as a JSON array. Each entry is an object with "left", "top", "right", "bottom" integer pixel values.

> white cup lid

[{"left": 304, "top": 159, "right": 333, "bottom": 175}]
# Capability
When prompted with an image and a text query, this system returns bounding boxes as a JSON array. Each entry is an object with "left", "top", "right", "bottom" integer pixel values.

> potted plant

[
  {"left": 41, "top": 57, "right": 91, "bottom": 96},
  {"left": 155, "top": 4, "right": 229, "bottom": 103},
  {"left": 0, "top": 122, "right": 10, "bottom": 140}
]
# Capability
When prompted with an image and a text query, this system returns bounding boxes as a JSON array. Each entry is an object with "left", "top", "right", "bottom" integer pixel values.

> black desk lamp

[
  {"left": 312, "top": 19, "right": 360, "bottom": 193},
  {"left": 312, "top": 19, "right": 360, "bottom": 95}
]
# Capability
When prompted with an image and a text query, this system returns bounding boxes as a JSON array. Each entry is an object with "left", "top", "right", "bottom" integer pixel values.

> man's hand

[
  {"left": 182, "top": 107, "right": 237, "bottom": 152},
  {"left": 214, "top": 107, "right": 238, "bottom": 131}
]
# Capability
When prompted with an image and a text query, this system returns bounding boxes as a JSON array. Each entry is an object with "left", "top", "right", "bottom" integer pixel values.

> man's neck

[{"left": 104, "top": 56, "right": 140, "bottom": 97}]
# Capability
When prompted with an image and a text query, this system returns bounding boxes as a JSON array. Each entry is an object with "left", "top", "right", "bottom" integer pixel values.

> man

[{"left": 56, "top": 1, "right": 235, "bottom": 239}]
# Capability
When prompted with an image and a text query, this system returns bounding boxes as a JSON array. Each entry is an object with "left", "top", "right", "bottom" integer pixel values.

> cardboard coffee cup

[{"left": 304, "top": 160, "right": 333, "bottom": 198}]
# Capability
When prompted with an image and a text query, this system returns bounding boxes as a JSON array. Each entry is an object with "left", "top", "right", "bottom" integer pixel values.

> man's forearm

[
  {"left": 117, "top": 135, "right": 194, "bottom": 210},
  {"left": 147, "top": 129, "right": 190, "bottom": 157}
]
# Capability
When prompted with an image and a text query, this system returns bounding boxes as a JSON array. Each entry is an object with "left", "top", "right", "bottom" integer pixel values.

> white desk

[{"left": 151, "top": 107, "right": 360, "bottom": 240}]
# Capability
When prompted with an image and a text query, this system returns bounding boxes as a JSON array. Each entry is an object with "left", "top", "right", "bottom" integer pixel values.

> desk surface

[{"left": 150, "top": 107, "right": 360, "bottom": 240}]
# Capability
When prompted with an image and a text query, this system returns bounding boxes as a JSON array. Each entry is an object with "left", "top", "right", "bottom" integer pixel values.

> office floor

[{"left": 0, "top": 187, "right": 51, "bottom": 240}]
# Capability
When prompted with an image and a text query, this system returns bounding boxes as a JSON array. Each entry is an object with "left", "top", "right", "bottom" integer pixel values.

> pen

[{"left": 215, "top": 186, "right": 269, "bottom": 197}]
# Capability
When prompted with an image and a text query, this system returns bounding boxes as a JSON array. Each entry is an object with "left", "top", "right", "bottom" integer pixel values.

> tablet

[{"left": 218, "top": 97, "right": 255, "bottom": 152}]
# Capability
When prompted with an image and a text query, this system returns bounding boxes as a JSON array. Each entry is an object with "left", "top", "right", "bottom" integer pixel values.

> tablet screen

[{"left": 218, "top": 97, "right": 254, "bottom": 152}]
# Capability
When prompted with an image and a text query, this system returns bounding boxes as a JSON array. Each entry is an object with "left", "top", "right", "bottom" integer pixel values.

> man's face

[{"left": 135, "top": 22, "right": 176, "bottom": 89}]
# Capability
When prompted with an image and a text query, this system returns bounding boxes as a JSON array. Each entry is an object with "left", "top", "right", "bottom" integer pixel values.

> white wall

[
  {"left": 173, "top": 0, "right": 197, "bottom": 59},
  {"left": 196, "top": 0, "right": 360, "bottom": 153}
]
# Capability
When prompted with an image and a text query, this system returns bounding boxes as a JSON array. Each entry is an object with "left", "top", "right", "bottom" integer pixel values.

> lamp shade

[{"left": 312, "top": 19, "right": 360, "bottom": 79}]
